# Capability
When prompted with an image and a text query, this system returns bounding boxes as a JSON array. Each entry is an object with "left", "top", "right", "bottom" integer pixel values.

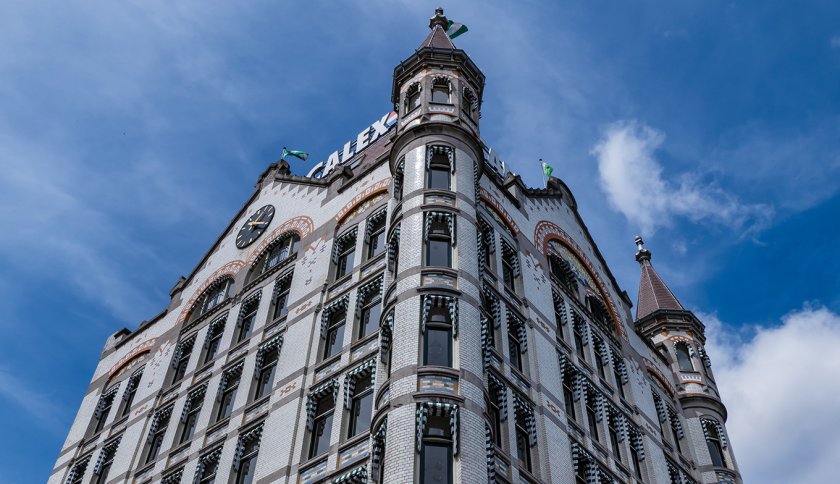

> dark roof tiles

[{"left": 636, "top": 259, "right": 684, "bottom": 320}]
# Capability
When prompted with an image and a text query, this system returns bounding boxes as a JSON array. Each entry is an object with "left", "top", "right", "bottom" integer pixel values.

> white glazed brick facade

[{"left": 51, "top": 10, "right": 740, "bottom": 484}]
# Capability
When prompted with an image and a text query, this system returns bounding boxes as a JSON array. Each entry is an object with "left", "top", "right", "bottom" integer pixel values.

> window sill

[
  {"left": 340, "top": 430, "right": 370, "bottom": 450},
  {"left": 245, "top": 394, "right": 271, "bottom": 413},
  {"left": 133, "top": 462, "right": 156, "bottom": 478},
  {"left": 315, "top": 353, "right": 342, "bottom": 373},
  {"left": 243, "top": 253, "right": 297, "bottom": 292},
  {"left": 227, "top": 339, "right": 249, "bottom": 358},
  {"left": 351, "top": 331, "right": 379, "bottom": 352},
  {"left": 168, "top": 441, "right": 191, "bottom": 458},
  {"left": 205, "top": 418, "right": 230, "bottom": 436},
  {"left": 329, "top": 272, "right": 354, "bottom": 291},
  {"left": 299, "top": 453, "right": 329, "bottom": 471},
  {"left": 360, "top": 251, "right": 386, "bottom": 273}
]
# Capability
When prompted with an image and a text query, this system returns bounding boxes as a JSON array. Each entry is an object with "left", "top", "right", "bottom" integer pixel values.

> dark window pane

[
  {"left": 337, "top": 249, "right": 355, "bottom": 278},
  {"left": 217, "top": 385, "right": 237, "bottom": 421},
  {"left": 368, "top": 230, "right": 386, "bottom": 259},
  {"left": 238, "top": 312, "right": 256, "bottom": 343},
  {"left": 676, "top": 344, "right": 694, "bottom": 372},
  {"left": 309, "top": 412, "right": 334, "bottom": 457},
  {"left": 421, "top": 442, "right": 452, "bottom": 484},
  {"left": 235, "top": 455, "right": 258, "bottom": 484},
  {"left": 359, "top": 303, "right": 381, "bottom": 339},
  {"left": 324, "top": 322, "right": 345, "bottom": 359},
  {"left": 349, "top": 391, "right": 374, "bottom": 438},
  {"left": 432, "top": 86, "right": 450, "bottom": 103},
  {"left": 425, "top": 326, "right": 452, "bottom": 367},
  {"left": 508, "top": 335, "right": 523, "bottom": 371},
  {"left": 255, "top": 363, "right": 276, "bottom": 399},
  {"left": 426, "top": 239, "right": 451, "bottom": 267},
  {"left": 427, "top": 167, "right": 450, "bottom": 190},
  {"left": 516, "top": 427, "right": 532, "bottom": 470}
]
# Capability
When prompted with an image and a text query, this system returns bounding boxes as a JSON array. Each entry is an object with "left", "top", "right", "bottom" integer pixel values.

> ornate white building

[{"left": 51, "top": 9, "right": 741, "bottom": 484}]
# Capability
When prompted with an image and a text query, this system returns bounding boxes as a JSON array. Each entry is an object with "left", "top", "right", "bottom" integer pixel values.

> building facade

[{"left": 51, "top": 9, "right": 742, "bottom": 484}]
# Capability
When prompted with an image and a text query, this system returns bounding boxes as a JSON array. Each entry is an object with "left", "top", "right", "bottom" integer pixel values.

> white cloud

[
  {"left": 0, "top": 367, "right": 66, "bottom": 434},
  {"left": 591, "top": 120, "right": 773, "bottom": 235},
  {"left": 700, "top": 306, "right": 840, "bottom": 484}
]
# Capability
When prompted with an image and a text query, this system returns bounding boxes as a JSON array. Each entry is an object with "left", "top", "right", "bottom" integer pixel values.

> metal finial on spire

[
  {"left": 634, "top": 235, "right": 651, "bottom": 263},
  {"left": 429, "top": 7, "right": 448, "bottom": 30}
]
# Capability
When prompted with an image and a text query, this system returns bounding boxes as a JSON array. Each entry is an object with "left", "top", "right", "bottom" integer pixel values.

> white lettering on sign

[
  {"left": 307, "top": 111, "right": 399, "bottom": 178},
  {"left": 482, "top": 143, "right": 509, "bottom": 179}
]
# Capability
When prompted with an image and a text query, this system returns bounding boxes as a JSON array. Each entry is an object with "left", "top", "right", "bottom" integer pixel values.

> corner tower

[
  {"left": 633, "top": 237, "right": 742, "bottom": 484},
  {"left": 376, "top": 8, "right": 490, "bottom": 483}
]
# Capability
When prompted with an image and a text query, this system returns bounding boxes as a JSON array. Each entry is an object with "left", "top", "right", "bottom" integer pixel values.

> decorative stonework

[
  {"left": 245, "top": 216, "right": 314, "bottom": 266},
  {"left": 335, "top": 178, "right": 392, "bottom": 224},
  {"left": 479, "top": 189, "right": 520, "bottom": 235},
  {"left": 177, "top": 261, "right": 246, "bottom": 324},
  {"left": 534, "top": 220, "right": 624, "bottom": 338},
  {"left": 108, "top": 338, "right": 155, "bottom": 378}
]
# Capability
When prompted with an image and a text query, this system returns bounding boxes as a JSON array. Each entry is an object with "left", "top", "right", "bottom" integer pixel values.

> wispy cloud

[
  {"left": 0, "top": 367, "right": 67, "bottom": 434},
  {"left": 830, "top": 35, "right": 840, "bottom": 48},
  {"left": 591, "top": 120, "right": 773, "bottom": 236},
  {"left": 701, "top": 305, "right": 840, "bottom": 484}
]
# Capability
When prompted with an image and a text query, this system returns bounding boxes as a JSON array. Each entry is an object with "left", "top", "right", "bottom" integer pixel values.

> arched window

[
  {"left": 405, "top": 82, "right": 421, "bottom": 113},
  {"left": 675, "top": 342, "right": 694, "bottom": 372},
  {"left": 188, "top": 277, "right": 233, "bottom": 323},
  {"left": 548, "top": 254, "right": 577, "bottom": 292},
  {"left": 431, "top": 77, "right": 451, "bottom": 104},
  {"left": 587, "top": 295, "right": 615, "bottom": 335},
  {"left": 263, "top": 233, "right": 299, "bottom": 273}
]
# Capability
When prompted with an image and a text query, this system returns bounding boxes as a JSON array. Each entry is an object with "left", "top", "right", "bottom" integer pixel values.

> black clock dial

[{"left": 236, "top": 205, "right": 275, "bottom": 249}]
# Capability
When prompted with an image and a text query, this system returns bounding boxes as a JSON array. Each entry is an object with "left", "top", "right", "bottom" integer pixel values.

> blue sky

[{"left": 1, "top": 1, "right": 839, "bottom": 482}]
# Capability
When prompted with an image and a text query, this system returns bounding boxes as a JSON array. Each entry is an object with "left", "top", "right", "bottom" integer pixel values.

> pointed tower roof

[
  {"left": 419, "top": 8, "right": 456, "bottom": 50},
  {"left": 634, "top": 236, "right": 684, "bottom": 320}
]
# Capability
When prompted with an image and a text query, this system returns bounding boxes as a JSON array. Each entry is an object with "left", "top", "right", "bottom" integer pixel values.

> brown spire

[
  {"left": 634, "top": 236, "right": 684, "bottom": 320},
  {"left": 418, "top": 7, "right": 456, "bottom": 50}
]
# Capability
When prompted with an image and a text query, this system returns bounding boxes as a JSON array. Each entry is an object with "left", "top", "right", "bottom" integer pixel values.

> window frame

[
  {"left": 347, "top": 374, "right": 374, "bottom": 439},
  {"left": 253, "top": 349, "right": 278, "bottom": 401},
  {"left": 179, "top": 399, "right": 203, "bottom": 445},
  {"left": 308, "top": 395, "right": 336, "bottom": 458},
  {"left": 425, "top": 219, "right": 452, "bottom": 268},
  {"left": 233, "top": 438, "right": 260, "bottom": 484},
  {"left": 423, "top": 307, "right": 453, "bottom": 367},
  {"left": 357, "top": 293, "right": 382, "bottom": 341},
  {"left": 322, "top": 309, "right": 347, "bottom": 360},
  {"left": 215, "top": 373, "right": 240, "bottom": 423},
  {"left": 419, "top": 415, "right": 454, "bottom": 484}
]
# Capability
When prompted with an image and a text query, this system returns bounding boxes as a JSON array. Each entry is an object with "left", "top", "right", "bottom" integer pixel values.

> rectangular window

[
  {"left": 586, "top": 394, "right": 599, "bottom": 442},
  {"left": 573, "top": 319, "right": 587, "bottom": 361},
  {"left": 424, "top": 306, "right": 452, "bottom": 367},
  {"left": 171, "top": 339, "right": 196, "bottom": 384},
  {"left": 323, "top": 310, "right": 346, "bottom": 360},
  {"left": 272, "top": 276, "right": 292, "bottom": 320},
  {"left": 502, "top": 257, "right": 516, "bottom": 289},
  {"left": 348, "top": 375, "right": 374, "bottom": 439},
  {"left": 358, "top": 293, "right": 382, "bottom": 339},
  {"left": 93, "top": 390, "right": 117, "bottom": 434},
  {"left": 421, "top": 415, "right": 453, "bottom": 484},
  {"left": 234, "top": 438, "right": 259, "bottom": 484},
  {"left": 427, "top": 152, "right": 452, "bottom": 190},
  {"left": 236, "top": 307, "right": 257, "bottom": 344},
  {"left": 216, "top": 373, "right": 240, "bottom": 422},
  {"left": 119, "top": 373, "right": 141, "bottom": 417},
  {"left": 479, "top": 222, "right": 493, "bottom": 270},
  {"left": 366, "top": 215, "right": 387, "bottom": 260},
  {"left": 203, "top": 322, "right": 224, "bottom": 365},
  {"left": 145, "top": 410, "right": 171, "bottom": 464},
  {"left": 515, "top": 420, "right": 532, "bottom": 471},
  {"left": 563, "top": 372, "right": 576, "bottom": 421},
  {"left": 179, "top": 399, "right": 203, "bottom": 445},
  {"left": 309, "top": 395, "right": 335, "bottom": 458},
  {"left": 508, "top": 333, "right": 523, "bottom": 371},
  {"left": 609, "top": 417, "right": 622, "bottom": 460},
  {"left": 593, "top": 338, "right": 607, "bottom": 379},
  {"left": 94, "top": 447, "right": 117, "bottom": 484},
  {"left": 613, "top": 364, "right": 626, "bottom": 399},
  {"left": 630, "top": 445, "right": 643, "bottom": 480},
  {"left": 335, "top": 234, "right": 357, "bottom": 279},
  {"left": 198, "top": 457, "right": 219, "bottom": 484},
  {"left": 489, "top": 400, "right": 502, "bottom": 447},
  {"left": 253, "top": 350, "right": 277, "bottom": 401}
]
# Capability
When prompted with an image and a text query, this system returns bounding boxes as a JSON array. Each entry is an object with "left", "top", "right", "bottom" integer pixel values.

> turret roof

[{"left": 635, "top": 237, "right": 684, "bottom": 320}]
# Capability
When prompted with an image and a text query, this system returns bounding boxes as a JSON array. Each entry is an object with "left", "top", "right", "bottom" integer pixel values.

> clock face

[{"left": 236, "top": 205, "right": 275, "bottom": 249}]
